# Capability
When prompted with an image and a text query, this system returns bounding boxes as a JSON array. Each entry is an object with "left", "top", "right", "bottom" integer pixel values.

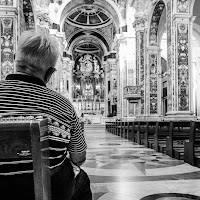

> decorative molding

[
  {"left": 1, "top": 17, "right": 14, "bottom": 80},
  {"left": 166, "top": 0, "right": 172, "bottom": 112},
  {"left": 84, "top": 0, "right": 94, "bottom": 4},
  {"left": 123, "top": 86, "right": 141, "bottom": 101},
  {"left": 177, "top": 23, "right": 189, "bottom": 111},
  {"left": 36, "top": 11, "right": 52, "bottom": 33},
  {"left": 139, "top": 32, "right": 145, "bottom": 114},
  {"left": 177, "top": 0, "right": 189, "bottom": 13},
  {"left": 0, "top": 0, "right": 13, "bottom": 6},
  {"left": 133, "top": 17, "right": 147, "bottom": 30},
  {"left": 150, "top": 0, "right": 158, "bottom": 5},
  {"left": 149, "top": 53, "right": 158, "bottom": 114},
  {"left": 23, "top": 0, "right": 35, "bottom": 30},
  {"left": 149, "top": 1, "right": 165, "bottom": 46}
]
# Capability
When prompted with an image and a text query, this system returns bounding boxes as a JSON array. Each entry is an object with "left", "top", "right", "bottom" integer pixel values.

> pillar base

[
  {"left": 165, "top": 111, "right": 196, "bottom": 121},
  {"left": 136, "top": 115, "right": 163, "bottom": 121}
]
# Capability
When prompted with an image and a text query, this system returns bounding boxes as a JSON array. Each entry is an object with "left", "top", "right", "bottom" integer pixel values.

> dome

[{"left": 67, "top": 5, "right": 112, "bottom": 28}]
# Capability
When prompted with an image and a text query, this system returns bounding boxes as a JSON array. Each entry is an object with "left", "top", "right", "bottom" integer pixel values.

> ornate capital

[
  {"left": 133, "top": 17, "right": 147, "bottom": 30},
  {"left": 36, "top": 11, "right": 52, "bottom": 33},
  {"left": 0, "top": 0, "right": 13, "bottom": 6},
  {"left": 149, "top": 0, "right": 158, "bottom": 5},
  {"left": 177, "top": 0, "right": 189, "bottom": 13}
]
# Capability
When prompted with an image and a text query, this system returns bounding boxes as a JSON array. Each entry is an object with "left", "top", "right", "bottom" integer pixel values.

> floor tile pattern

[{"left": 82, "top": 127, "right": 200, "bottom": 200}]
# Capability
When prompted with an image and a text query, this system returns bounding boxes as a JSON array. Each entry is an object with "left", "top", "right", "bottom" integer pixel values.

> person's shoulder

[{"left": 48, "top": 89, "right": 74, "bottom": 107}]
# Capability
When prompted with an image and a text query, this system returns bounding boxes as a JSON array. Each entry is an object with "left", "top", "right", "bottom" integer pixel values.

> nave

[{"left": 82, "top": 125, "right": 200, "bottom": 200}]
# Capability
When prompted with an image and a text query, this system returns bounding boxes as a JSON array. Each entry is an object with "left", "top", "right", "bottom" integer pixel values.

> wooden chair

[{"left": 0, "top": 116, "right": 51, "bottom": 200}]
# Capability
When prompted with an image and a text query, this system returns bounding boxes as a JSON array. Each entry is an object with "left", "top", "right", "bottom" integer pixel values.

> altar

[
  {"left": 72, "top": 53, "right": 105, "bottom": 117},
  {"left": 84, "top": 114, "right": 102, "bottom": 124}
]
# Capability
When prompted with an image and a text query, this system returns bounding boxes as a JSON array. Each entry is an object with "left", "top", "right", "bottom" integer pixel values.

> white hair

[{"left": 15, "top": 31, "right": 60, "bottom": 74}]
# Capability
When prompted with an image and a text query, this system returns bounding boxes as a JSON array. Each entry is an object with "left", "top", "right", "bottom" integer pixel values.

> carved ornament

[{"left": 133, "top": 17, "right": 147, "bottom": 29}]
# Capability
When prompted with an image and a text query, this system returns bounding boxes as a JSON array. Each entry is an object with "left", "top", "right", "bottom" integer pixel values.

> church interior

[{"left": 1, "top": 0, "right": 200, "bottom": 199}]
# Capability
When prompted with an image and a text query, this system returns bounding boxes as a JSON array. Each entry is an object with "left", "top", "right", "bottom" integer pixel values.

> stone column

[
  {"left": 103, "top": 60, "right": 109, "bottom": 117},
  {"left": 62, "top": 57, "right": 69, "bottom": 98},
  {"left": 133, "top": 17, "right": 147, "bottom": 116},
  {"left": 116, "top": 55, "right": 121, "bottom": 117},
  {"left": 48, "top": 30, "right": 66, "bottom": 93},
  {"left": 166, "top": 0, "right": 195, "bottom": 119},
  {"left": 196, "top": 57, "right": 200, "bottom": 117},
  {"left": 108, "top": 58, "right": 117, "bottom": 115},
  {"left": 62, "top": 56, "right": 74, "bottom": 102},
  {"left": 116, "top": 35, "right": 127, "bottom": 118},
  {"left": 68, "top": 60, "right": 74, "bottom": 103},
  {"left": 146, "top": 46, "right": 162, "bottom": 117},
  {"left": 0, "top": 1, "right": 17, "bottom": 80},
  {"left": 33, "top": 0, "right": 51, "bottom": 34}
]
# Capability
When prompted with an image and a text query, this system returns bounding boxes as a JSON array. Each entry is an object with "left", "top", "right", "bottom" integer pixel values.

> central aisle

[{"left": 81, "top": 125, "right": 200, "bottom": 200}]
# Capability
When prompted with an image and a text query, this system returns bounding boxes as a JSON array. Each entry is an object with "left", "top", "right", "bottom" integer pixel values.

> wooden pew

[
  {"left": 153, "top": 121, "right": 170, "bottom": 153},
  {"left": 123, "top": 121, "right": 129, "bottom": 139},
  {"left": 131, "top": 121, "right": 139, "bottom": 143},
  {"left": 137, "top": 121, "right": 147, "bottom": 145},
  {"left": 144, "top": 121, "right": 157, "bottom": 148},
  {"left": 114, "top": 120, "right": 117, "bottom": 135},
  {"left": 130, "top": 121, "right": 146, "bottom": 145},
  {"left": 184, "top": 121, "right": 200, "bottom": 167},
  {"left": 126, "top": 121, "right": 134, "bottom": 142},
  {"left": 127, "top": 122, "right": 133, "bottom": 141},
  {"left": 117, "top": 120, "right": 122, "bottom": 136},
  {"left": 105, "top": 121, "right": 109, "bottom": 132},
  {"left": 0, "top": 116, "right": 51, "bottom": 200},
  {"left": 166, "top": 121, "right": 190, "bottom": 160}
]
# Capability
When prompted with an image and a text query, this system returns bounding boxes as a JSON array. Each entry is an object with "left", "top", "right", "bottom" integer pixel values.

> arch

[
  {"left": 69, "top": 34, "right": 108, "bottom": 57},
  {"left": 189, "top": 0, "right": 196, "bottom": 15},
  {"left": 193, "top": 23, "right": 200, "bottom": 43},
  {"left": 157, "top": 6, "right": 167, "bottom": 46},
  {"left": 66, "top": 28, "right": 111, "bottom": 50},
  {"left": 55, "top": 0, "right": 123, "bottom": 32},
  {"left": 67, "top": 29, "right": 110, "bottom": 53},
  {"left": 23, "top": 0, "right": 36, "bottom": 31},
  {"left": 148, "top": 0, "right": 166, "bottom": 47},
  {"left": 125, "top": 0, "right": 136, "bottom": 33}
]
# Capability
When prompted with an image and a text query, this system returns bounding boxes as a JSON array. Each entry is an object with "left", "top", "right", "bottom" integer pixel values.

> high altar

[{"left": 72, "top": 54, "right": 105, "bottom": 122}]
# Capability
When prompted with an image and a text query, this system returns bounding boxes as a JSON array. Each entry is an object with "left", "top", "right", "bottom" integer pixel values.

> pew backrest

[{"left": 0, "top": 116, "right": 51, "bottom": 200}]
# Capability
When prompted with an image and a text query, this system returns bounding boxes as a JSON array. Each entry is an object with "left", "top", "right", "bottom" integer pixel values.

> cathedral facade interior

[
  {"left": 2, "top": 0, "right": 200, "bottom": 200},
  {"left": 1, "top": 0, "right": 200, "bottom": 123}
]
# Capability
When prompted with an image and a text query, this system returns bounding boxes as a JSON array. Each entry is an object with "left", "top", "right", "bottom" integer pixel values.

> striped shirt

[{"left": 0, "top": 74, "right": 87, "bottom": 170}]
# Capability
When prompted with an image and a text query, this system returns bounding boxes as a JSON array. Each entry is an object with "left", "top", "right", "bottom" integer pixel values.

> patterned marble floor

[{"left": 81, "top": 126, "right": 200, "bottom": 200}]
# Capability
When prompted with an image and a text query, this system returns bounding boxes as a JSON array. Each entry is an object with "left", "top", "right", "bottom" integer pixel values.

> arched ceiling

[
  {"left": 52, "top": 0, "right": 123, "bottom": 62},
  {"left": 66, "top": 5, "right": 112, "bottom": 28},
  {"left": 193, "top": 0, "right": 200, "bottom": 27}
]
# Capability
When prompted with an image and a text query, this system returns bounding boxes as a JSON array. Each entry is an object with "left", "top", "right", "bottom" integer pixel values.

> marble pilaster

[
  {"left": 62, "top": 57, "right": 73, "bottom": 100},
  {"left": 67, "top": 60, "right": 74, "bottom": 102},
  {"left": 116, "top": 35, "right": 127, "bottom": 117},
  {"left": 133, "top": 16, "right": 147, "bottom": 116},
  {"left": 166, "top": 0, "right": 195, "bottom": 118},
  {"left": 146, "top": 46, "right": 161, "bottom": 116},
  {"left": 0, "top": 2, "right": 18, "bottom": 80},
  {"left": 103, "top": 60, "right": 109, "bottom": 117},
  {"left": 108, "top": 58, "right": 117, "bottom": 115},
  {"left": 32, "top": 0, "right": 52, "bottom": 34}
]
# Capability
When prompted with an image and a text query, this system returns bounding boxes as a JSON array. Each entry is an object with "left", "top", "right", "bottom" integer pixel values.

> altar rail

[{"left": 105, "top": 120, "right": 200, "bottom": 168}]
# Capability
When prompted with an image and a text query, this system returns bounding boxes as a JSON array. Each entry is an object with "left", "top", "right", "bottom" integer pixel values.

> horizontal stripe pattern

[{"left": 0, "top": 79, "right": 87, "bottom": 173}]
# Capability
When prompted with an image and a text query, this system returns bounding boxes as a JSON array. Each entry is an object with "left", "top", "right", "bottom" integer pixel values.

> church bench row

[
  {"left": 0, "top": 117, "right": 51, "bottom": 200},
  {"left": 105, "top": 120, "right": 200, "bottom": 168}
]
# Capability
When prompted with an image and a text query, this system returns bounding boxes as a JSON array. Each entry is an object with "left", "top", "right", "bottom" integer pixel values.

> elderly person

[{"left": 0, "top": 31, "right": 92, "bottom": 200}]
